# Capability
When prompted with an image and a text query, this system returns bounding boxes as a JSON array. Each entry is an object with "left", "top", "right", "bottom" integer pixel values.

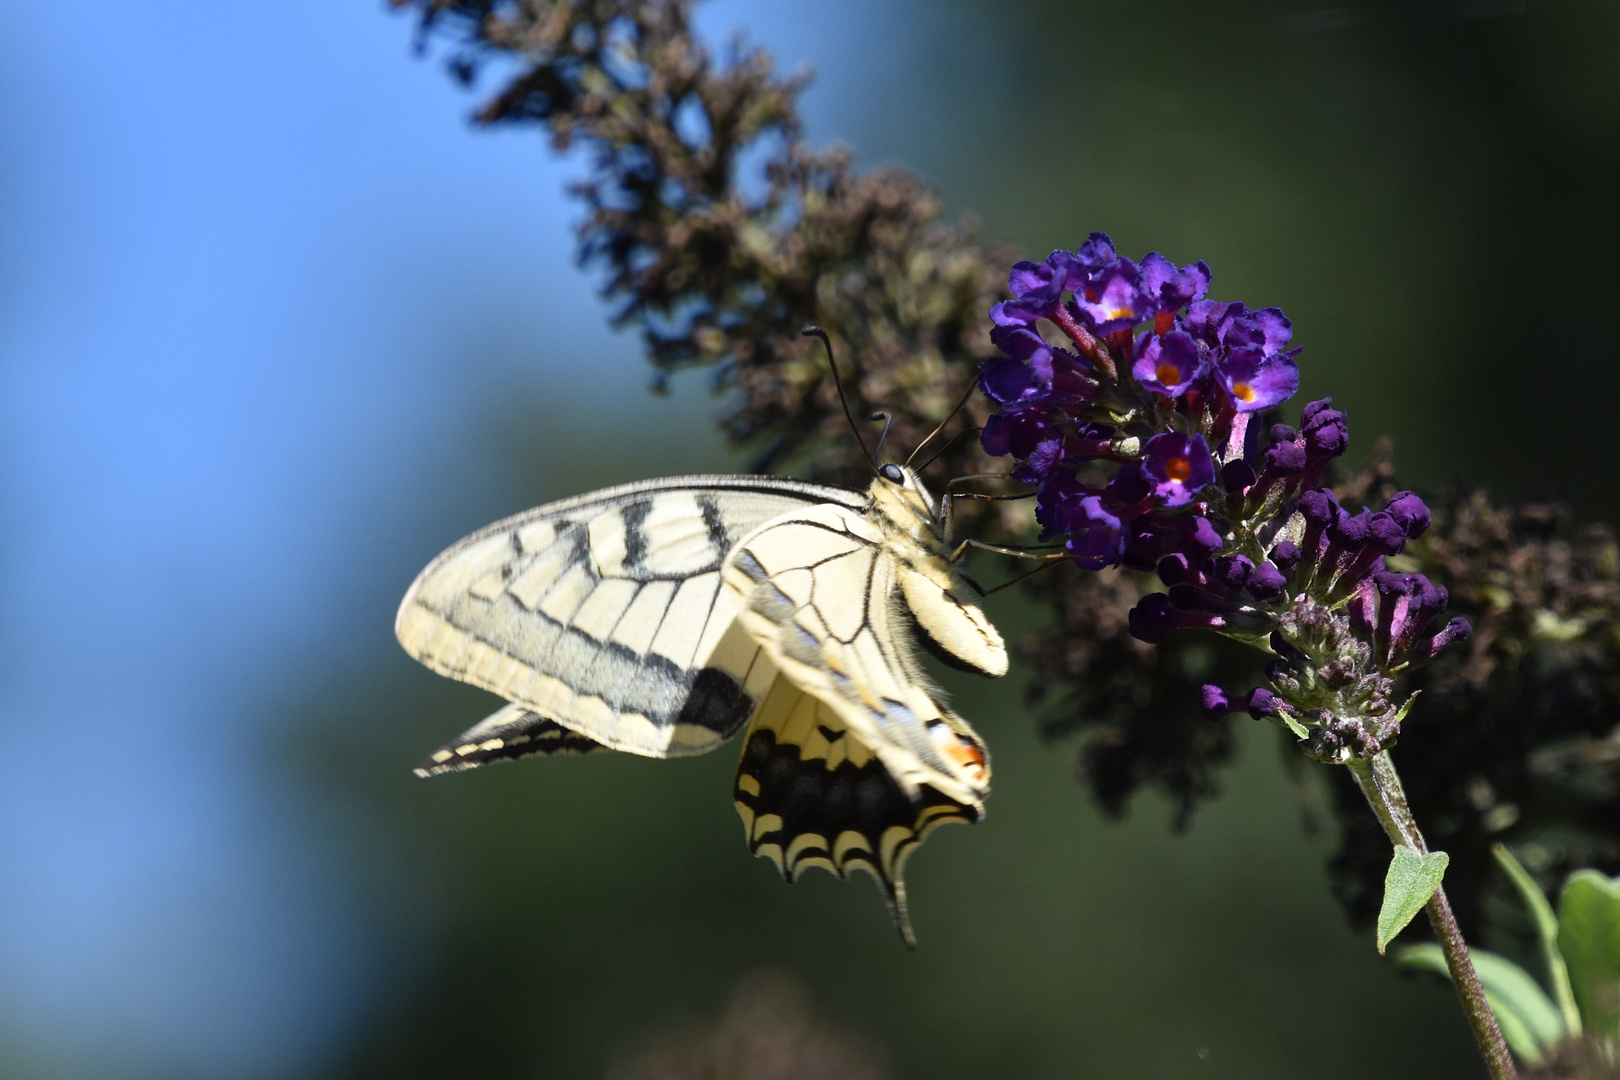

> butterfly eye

[{"left": 879, "top": 463, "right": 904, "bottom": 484}]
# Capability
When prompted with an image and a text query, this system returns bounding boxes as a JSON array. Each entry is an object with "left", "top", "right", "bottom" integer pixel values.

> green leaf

[
  {"left": 1558, "top": 870, "right": 1620, "bottom": 1042},
  {"left": 1377, "top": 846, "right": 1449, "bottom": 954},
  {"left": 1494, "top": 843, "right": 1581, "bottom": 1036},
  {"left": 1395, "top": 944, "right": 1563, "bottom": 1066}
]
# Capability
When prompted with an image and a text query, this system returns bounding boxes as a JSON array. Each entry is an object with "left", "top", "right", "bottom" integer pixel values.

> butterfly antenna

[
  {"left": 802, "top": 326, "right": 876, "bottom": 470},
  {"left": 905, "top": 376, "right": 980, "bottom": 468},
  {"left": 870, "top": 411, "right": 895, "bottom": 461},
  {"left": 917, "top": 425, "right": 985, "bottom": 473}
]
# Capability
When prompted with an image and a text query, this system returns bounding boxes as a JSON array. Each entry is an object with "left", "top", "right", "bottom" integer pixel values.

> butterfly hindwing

[
  {"left": 416, "top": 701, "right": 610, "bottom": 776},
  {"left": 732, "top": 675, "right": 981, "bottom": 946},
  {"left": 397, "top": 476, "right": 862, "bottom": 759}
]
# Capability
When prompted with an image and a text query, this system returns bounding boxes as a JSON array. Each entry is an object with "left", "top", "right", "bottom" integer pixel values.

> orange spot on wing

[{"left": 931, "top": 724, "right": 987, "bottom": 782}]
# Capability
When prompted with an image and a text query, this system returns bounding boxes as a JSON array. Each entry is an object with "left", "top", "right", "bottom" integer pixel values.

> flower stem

[{"left": 1347, "top": 751, "right": 1518, "bottom": 1080}]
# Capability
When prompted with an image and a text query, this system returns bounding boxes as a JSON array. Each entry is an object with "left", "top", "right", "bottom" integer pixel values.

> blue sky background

[{"left": 0, "top": 3, "right": 911, "bottom": 1075}]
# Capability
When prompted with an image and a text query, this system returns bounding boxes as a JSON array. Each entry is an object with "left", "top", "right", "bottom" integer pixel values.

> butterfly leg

[{"left": 948, "top": 538, "right": 1069, "bottom": 564}]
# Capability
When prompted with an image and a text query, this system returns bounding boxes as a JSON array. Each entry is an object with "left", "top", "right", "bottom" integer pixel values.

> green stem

[{"left": 1348, "top": 751, "right": 1518, "bottom": 1080}]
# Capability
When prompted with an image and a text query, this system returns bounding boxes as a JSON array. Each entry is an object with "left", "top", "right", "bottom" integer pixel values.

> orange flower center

[
  {"left": 1165, "top": 457, "right": 1193, "bottom": 482},
  {"left": 1156, "top": 362, "right": 1181, "bottom": 385},
  {"left": 1232, "top": 381, "right": 1255, "bottom": 402}
]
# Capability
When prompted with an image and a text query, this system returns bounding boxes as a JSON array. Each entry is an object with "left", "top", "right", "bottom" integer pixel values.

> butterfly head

[{"left": 873, "top": 461, "right": 943, "bottom": 537}]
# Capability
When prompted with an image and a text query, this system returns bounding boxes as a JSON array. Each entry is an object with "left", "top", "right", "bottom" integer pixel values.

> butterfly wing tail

[
  {"left": 415, "top": 701, "right": 609, "bottom": 776},
  {"left": 731, "top": 677, "right": 979, "bottom": 947}
]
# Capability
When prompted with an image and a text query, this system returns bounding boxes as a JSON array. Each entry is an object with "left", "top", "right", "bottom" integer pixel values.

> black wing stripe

[
  {"left": 734, "top": 724, "right": 977, "bottom": 947},
  {"left": 417, "top": 706, "right": 609, "bottom": 776}
]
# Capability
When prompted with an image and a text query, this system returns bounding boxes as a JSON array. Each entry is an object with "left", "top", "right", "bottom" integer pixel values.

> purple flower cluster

[
  {"left": 980, "top": 232, "right": 1302, "bottom": 572},
  {"left": 978, "top": 234, "right": 1471, "bottom": 761}
]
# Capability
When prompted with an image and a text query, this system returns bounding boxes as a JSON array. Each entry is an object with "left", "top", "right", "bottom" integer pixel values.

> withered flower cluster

[
  {"left": 1330, "top": 491, "right": 1620, "bottom": 935},
  {"left": 395, "top": 0, "right": 1012, "bottom": 489},
  {"left": 396, "top": 0, "right": 1620, "bottom": 938}
]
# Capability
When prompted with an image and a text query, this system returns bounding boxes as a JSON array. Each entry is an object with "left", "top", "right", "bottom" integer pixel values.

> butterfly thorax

[
  {"left": 865, "top": 467, "right": 1008, "bottom": 680},
  {"left": 866, "top": 467, "right": 946, "bottom": 548}
]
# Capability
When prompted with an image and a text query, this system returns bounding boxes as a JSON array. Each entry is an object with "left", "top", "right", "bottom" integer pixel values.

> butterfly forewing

[{"left": 397, "top": 476, "right": 861, "bottom": 759}]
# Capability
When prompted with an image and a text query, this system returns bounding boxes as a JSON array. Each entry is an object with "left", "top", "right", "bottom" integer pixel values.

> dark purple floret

[
  {"left": 1070, "top": 232, "right": 1118, "bottom": 273},
  {"left": 1007, "top": 259, "right": 1066, "bottom": 302},
  {"left": 1179, "top": 299, "right": 1233, "bottom": 347},
  {"left": 1200, "top": 684, "right": 1233, "bottom": 719},
  {"left": 1263, "top": 440, "right": 1307, "bottom": 475},
  {"left": 980, "top": 408, "right": 1054, "bottom": 460},
  {"left": 1132, "top": 330, "right": 1203, "bottom": 396},
  {"left": 1248, "top": 560, "right": 1289, "bottom": 600},
  {"left": 1073, "top": 258, "right": 1152, "bottom": 334},
  {"left": 1061, "top": 496, "right": 1128, "bottom": 570},
  {"left": 1142, "top": 432, "right": 1216, "bottom": 507},
  {"left": 1156, "top": 553, "right": 1206, "bottom": 588},
  {"left": 1214, "top": 348, "right": 1300, "bottom": 413},
  {"left": 1222, "top": 460, "right": 1257, "bottom": 493},
  {"left": 1026, "top": 437, "right": 1067, "bottom": 477},
  {"left": 1121, "top": 513, "right": 1223, "bottom": 570},
  {"left": 1128, "top": 592, "right": 1228, "bottom": 643},
  {"left": 1202, "top": 684, "right": 1295, "bottom": 722},
  {"left": 1108, "top": 460, "right": 1151, "bottom": 504},
  {"left": 1222, "top": 306, "right": 1294, "bottom": 355},
  {"left": 979, "top": 356, "right": 1038, "bottom": 405},
  {"left": 988, "top": 324, "right": 1045, "bottom": 362},
  {"left": 1385, "top": 491, "right": 1432, "bottom": 539},
  {"left": 1140, "top": 252, "right": 1213, "bottom": 311},
  {"left": 1322, "top": 509, "right": 1407, "bottom": 588},
  {"left": 993, "top": 257, "right": 1070, "bottom": 328},
  {"left": 1298, "top": 488, "right": 1341, "bottom": 527},
  {"left": 1364, "top": 512, "right": 1408, "bottom": 556},
  {"left": 1413, "top": 616, "right": 1472, "bottom": 664},
  {"left": 1331, "top": 509, "right": 1371, "bottom": 548},
  {"left": 1183, "top": 516, "right": 1225, "bottom": 555},
  {"left": 1034, "top": 470, "right": 1086, "bottom": 536},
  {"left": 1296, "top": 489, "right": 1343, "bottom": 575},
  {"left": 1213, "top": 554, "right": 1256, "bottom": 592},
  {"left": 1300, "top": 397, "right": 1349, "bottom": 463},
  {"left": 1245, "top": 687, "right": 1282, "bottom": 719},
  {"left": 1167, "top": 582, "right": 1234, "bottom": 615},
  {"left": 1270, "top": 540, "right": 1302, "bottom": 575}
]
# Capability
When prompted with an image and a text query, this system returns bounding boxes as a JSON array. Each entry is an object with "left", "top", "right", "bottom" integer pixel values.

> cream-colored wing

[
  {"left": 720, "top": 500, "right": 993, "bottom": 811},
  {"left": 397, "top": 476, "right": 863, "bottom": 759},
  {"left": 732, "top": 674, "right": 983, "bottom": 946}
]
